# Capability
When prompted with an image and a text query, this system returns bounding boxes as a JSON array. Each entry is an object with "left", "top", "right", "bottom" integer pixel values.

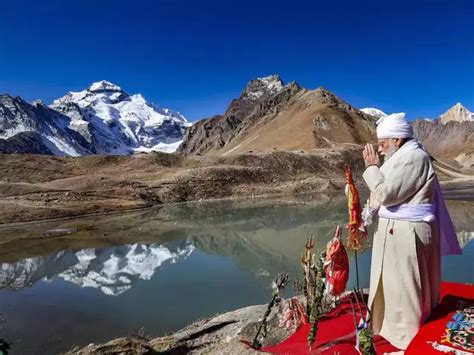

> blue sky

[{"left": 0, "top": 0, "right": 473, "bottom": 121}]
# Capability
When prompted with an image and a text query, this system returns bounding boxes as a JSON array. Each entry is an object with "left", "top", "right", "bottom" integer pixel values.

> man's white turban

[{"left": 376, "top": 112, "right": 414, "bottom": 139}]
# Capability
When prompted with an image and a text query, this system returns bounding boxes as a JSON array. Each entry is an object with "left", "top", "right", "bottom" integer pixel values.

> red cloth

[
  {"left": 242, "top": 282, "right": 474, "bottom": 354},
  {"left": 405, "top": 282, "right": 474, "bottom": 354},
  {"left": 258, "top": 294, "right": 398, "bottom": 354},
  {"left": 325, "top": 229, "right": 350, "bottom": 297}
]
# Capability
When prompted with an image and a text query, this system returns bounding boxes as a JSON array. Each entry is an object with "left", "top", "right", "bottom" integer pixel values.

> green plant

[{"left": 307, "top": 250, "right": 326, "bottom": 349}]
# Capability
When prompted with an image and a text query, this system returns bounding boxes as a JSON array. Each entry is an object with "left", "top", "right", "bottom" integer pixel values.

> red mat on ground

[
  {"left": 258, "top": 294, "right": 398, "bottom": 354},
  {"left": 244, "top": 282, "right": 473, "bottom": 354},
  {"left": 405, "top": 282, "right": 474, "bottom": 354}
]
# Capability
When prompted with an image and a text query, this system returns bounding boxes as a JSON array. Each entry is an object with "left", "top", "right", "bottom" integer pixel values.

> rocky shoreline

[
  {"left": 68, "top": 288, "right": 372, "bottom": 355},
  {"left": 68, "top": 299, "right": 295, "bottom": 354}
]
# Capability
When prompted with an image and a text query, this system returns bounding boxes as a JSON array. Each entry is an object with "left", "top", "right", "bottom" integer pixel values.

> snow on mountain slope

[
  {"left": 360, "top": 107, "right": 387, "bottom": 119},
  {"left": 242, "top": 75, "right": 285, "bottom": 99},
  {"left": 439, "top": 103, "right": 474, "bottom": 123},
  {"left": 51, "top": 80, "right": 191, "bottom": 155},
  {"left": 0, "top": 95, "right": 93, "bottom": 156}
]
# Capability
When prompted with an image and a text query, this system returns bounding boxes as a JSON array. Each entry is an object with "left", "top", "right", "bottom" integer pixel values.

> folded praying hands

[{"left": 363, "top": 143, "right": 380, "bottom": 168}]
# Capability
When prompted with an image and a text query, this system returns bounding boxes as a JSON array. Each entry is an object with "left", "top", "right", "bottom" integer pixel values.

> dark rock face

[{"left": 0, "top": 131, "right": 52, "bottom": 154}]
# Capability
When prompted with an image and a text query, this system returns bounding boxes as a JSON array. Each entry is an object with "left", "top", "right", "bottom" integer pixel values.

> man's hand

[{"left": 363, "top": 143, "right": 380, "bottom": 168}]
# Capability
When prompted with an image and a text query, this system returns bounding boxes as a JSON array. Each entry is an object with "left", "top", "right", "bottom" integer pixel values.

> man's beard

[{"left": 384, "top": 142, "right": 399, "bottom": 160}]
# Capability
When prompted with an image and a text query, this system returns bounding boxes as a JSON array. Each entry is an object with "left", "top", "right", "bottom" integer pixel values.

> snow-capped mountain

[
  {"left": 0, "top": 95, "right": 93, "bottom": 155},
  {"left": 0, "top": 243, "right": 195, "bottom": 296},
  {"left": 360, "top": 107, "right": 387, "bottom": 119},
  {"left": 51, "top": 80, "right": 191, "bottom": 154},
  {"left": 0, "top": 81, "right": 191, "bottom": 156},
  {"left": 439, "top": 103, "right": 474, "bottom": 123}
]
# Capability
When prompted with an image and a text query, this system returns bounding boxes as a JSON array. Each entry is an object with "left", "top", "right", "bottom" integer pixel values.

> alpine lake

[{"left": 0, "top": 189, "right": 472, "bottom": 354}]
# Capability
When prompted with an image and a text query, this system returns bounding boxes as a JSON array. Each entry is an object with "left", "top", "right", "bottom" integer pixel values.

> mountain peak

[
  {"left": 256, "top": 74, "right": 284, "bottom": 87},
  {"left": 311, "top": 86, "right": 346, "bottom": 106},
  {"left": 47, "top": 81, "right": 189, "bottom": 155},
  {"left": 314, "top": 86, "right": 336, "bottom": 97},
  {"left": 32, "top": 99, "right": 45, "bottom": 107},
  {"left": 88, "top": 80, "right": 123, "bottom": 93},
  {"left": 242, "top": 74, "right": 285, "bottom": 99},
  {"left": 360, "top": 107, "right": 387, "bottom": 119},
  {"left": 440, "top": 102, "right": 473, "bottom": 123}
]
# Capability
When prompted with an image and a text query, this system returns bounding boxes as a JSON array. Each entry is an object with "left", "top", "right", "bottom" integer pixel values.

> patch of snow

[
  {"left": 440, "top": 103, "right": 474, "bottom": 123},
  {"left": 258, "top": 75, "right": 284, "bottom": 93},
  {"left": 360, "top": 107, "right": 387, "bottom": 118},
  {"left": 133, "top": 140, "right": 183, "bottom": 154},
  {"left": 42, "top": 135, "right": 82, "bottom": 157},
  {"left": 89, "top": 80, "right": 123, "bottom": 93},
  {"left": 244, "top": 75, "right": 285, "bottom": 100},
  {"left": 0, "top": 125, "right": 31, "bottom": 139}
]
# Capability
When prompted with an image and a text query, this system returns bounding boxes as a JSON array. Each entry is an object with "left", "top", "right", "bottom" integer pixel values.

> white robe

[{"left": 362, "top": 140, "right": 441, "bottom": 350}]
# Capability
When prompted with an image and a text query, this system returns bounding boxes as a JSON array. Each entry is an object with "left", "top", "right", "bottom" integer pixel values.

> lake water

[{"left": 0, "top": 193, "right": 472, "bottom": 354}]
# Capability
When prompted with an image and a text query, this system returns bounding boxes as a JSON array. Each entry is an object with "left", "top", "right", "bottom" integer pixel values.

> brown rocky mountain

[
  {"left": 411, "top": 102, "right": 474, "bottom": 171},
  {"left": 177, "top": 75, "right": 377, "bottom": 156},
  {"left": 413, "top": 119, "right": 474, "bottom": 171}
]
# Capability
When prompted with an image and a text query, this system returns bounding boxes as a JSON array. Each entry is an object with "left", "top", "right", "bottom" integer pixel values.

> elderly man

[{"left": 361, "top": 113, "right": 461, "bottom": 350}]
